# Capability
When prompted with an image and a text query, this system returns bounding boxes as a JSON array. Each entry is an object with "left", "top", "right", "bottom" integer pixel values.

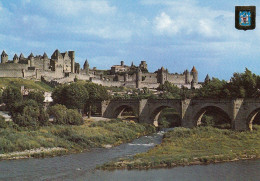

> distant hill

[{"left": 0, "top": 78, "right": 53, "bottom": 92}]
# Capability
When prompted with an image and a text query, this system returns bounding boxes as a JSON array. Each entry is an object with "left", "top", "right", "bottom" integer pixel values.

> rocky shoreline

[{"left": 0, "top": 147, "right": 67, "bottom": 160}]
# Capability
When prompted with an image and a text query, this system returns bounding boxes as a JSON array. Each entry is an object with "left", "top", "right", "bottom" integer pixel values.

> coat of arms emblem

[{"left": 239, "top": 11, "right": 251, "bottom": 26}]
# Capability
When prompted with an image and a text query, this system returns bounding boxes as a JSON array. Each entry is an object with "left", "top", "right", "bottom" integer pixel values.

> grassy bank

[
  {"left": 0, "top": 119, "right": 155, "bottom": 160},
  {"left": 0, "top": 78, "right": 53, "bottom": 91},
  {"left": 100, "top": 126, "right": 260, "bottom": 170}
]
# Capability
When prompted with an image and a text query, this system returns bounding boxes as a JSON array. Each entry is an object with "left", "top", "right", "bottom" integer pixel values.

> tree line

[{"left": 0, "top": 82, "right": 109, "bottom": 128}]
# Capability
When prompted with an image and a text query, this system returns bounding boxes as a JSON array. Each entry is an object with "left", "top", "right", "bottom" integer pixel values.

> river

[{"left": 0, "top": 130, "right": 259, "bottom": 181}]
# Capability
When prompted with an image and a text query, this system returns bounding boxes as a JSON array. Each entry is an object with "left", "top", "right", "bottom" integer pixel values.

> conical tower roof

[
  {"left": 1, "top": 50, "right": 7, "bottom": 56},
  {"left": 204, "top": 74, "right": 210, "bottom": 82},
  {"left": 43, "top": 52, "right": 48, "bottom": 58},
  {"left": 13, "top": 54, "right": 18, "bottom": 59},
  {"left": 191, "top": 66, "right": 197, "bottom": 73},
  {"left": 83, "top": 59, "right": 89, "bottom": 69},
  {"left": 19, "top": 53, "right": 24, "bottom": 59},
  {"left": 205, "top": 74, "right": 210, "bottom": 80},
  {"left": 28, "top": 52, "right": 34, "bottom": 58}
]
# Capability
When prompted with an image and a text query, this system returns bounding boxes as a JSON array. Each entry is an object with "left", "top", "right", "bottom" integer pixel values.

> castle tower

[
  {"left": 28, "top": 53, "right": 34, "bottom": 67},
  {"left": 43, "top": 52, "right": 49, "bottom": 70},
  {"left": 185, "top": 69, "right": 191, "bottom": 84},
  {"left": 13, "top": 54, "right": 19, "bottom": 63},
  {"left": 68, "top": 51, "right": 75, "bottom": 73},
  {"left": 159, "top": 66, "right": 167, "bottom": 84},
  {"left": 51, "top": 49, "right": 61, "bottom": 71},
  {"left": 121, "top": 61, "right": 124, "bottom": 66},
  {"left": 136, "top": 67, "right": 142, "bottom": 88},
  {"left": 139, "top": 61, "right": 147, "bottom": 70},
  {"left": 83, "top": 59, "right": 89, "bottom": 75},
  {"left": 191, "top": 66, "right": 198, "bottom": 83},
  {"left": 19, "top": 53, "right": 25, "bottom": 60},
  {"left": 43, "top": 52, "right": 48, "bottom": 59},
  {"left": 1, "top": 50, "right": 8, "bottom": 64},
  {"left": 204, "top": 74, "right": 210, "bottom": 84}
]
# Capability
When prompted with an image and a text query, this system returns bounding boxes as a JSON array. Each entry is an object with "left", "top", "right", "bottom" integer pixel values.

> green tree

[
  {"left": 52, "top": 83, "right": 89, "bottom": 112},
  {"left": 12, "top": 100, "right": 40, "bottom": 128},
  {"left": 157, "top": 81, "right": 181, "bottom": 99},
  {"left": 84, "top": 83, "right": 109, "bottom": 117},
  {"left": 27, "top": 91, "right": 45, "bottom": 106},
  {"left": 52, "top": 84, "right": 66, "bottom": 105},
  {"left": 196, "top": 78, "right": 228, "bottom": 98},
  {"left": 2, "top": 86, "right": 23, "bottom": 110},
  {"left": 228, "top": 68, "right": 257, "bottom": 98}
]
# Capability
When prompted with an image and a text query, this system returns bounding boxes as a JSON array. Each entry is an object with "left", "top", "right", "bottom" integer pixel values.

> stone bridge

[{"left": 101, "top": 98, "right": 260, "bottom": 131}]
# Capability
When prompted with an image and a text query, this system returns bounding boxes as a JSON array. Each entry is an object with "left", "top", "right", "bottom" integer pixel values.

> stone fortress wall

[{"left": 0, "top": 50, "right": 205, "bottom": 89}]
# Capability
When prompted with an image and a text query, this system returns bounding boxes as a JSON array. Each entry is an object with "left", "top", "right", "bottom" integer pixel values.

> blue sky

[{"left": 0, "top": 0, "right": 259, "bottom": 81}]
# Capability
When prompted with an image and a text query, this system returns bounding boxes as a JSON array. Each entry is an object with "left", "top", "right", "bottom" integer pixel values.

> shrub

[
  {"left": 66, "top": 109, "right": 83, "bottom": 125},
  {"left": 48, "top": 104, "right": 83, "bottom": 125},
  {"left": 0, "top": 115, "right": 7, "bottom": 128},
  {"left": 48, "top": 104, "right": 67, "bottom": 125}
]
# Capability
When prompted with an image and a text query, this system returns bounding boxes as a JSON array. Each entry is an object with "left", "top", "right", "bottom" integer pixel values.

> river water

[{"left": 0, "top": 130, "right": 259, "bottom": 181}]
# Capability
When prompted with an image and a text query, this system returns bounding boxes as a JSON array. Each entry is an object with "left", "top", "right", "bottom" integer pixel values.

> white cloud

[
  {"left": 152, "top": 0, "right": 235, "bottom": 40},
  {"left": 154, "top": 12, "right": 179, "bottom": 35}
]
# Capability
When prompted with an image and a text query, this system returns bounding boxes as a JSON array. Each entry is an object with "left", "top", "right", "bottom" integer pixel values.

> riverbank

[
  {"left": 99, "top": 126, "right": 260, "bottom": 170},
  {"left": 0, "top": 119, "right": 155, "bottom": 160}
]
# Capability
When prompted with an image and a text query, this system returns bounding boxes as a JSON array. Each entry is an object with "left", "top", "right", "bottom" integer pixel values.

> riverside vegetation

[
  {"left": 0, "top": 118, "right": 155, "bottom": 160},
  {"left": 100, "top": 126, "right": 260, "bottom": 170},
  {"left": 0, "top": 81, "right": 155, "bottom": 160}
]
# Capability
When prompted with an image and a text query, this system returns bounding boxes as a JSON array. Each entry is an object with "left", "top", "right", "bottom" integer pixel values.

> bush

[
  {"left": 0, "top": 115, "right": 7, "bottom": 128},
  {"left": 48, "top": 104, "right": 83, "bottom": 125},
  {"left": 158, "top": 117, "right": 170, "bottom": 128},
  {"left": 48, "top": 104, "right": 67, "bottom": 125},
  {"left": 66, "top": 109, "right": 83, "bottom": 125}
]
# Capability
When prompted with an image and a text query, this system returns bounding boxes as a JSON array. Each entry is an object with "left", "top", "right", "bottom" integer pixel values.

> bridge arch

[
  {"left": 247, "top": 108, "right": 260, "bottom": 131},
  {"left": 149, "top": 105, "right": 181, "bottom": 127},
  {"left": 113, "top": 105, "right": 138, "bottom": 119},
  {"left": 194, "top": 105, "right": 232, "bottom": 128}
]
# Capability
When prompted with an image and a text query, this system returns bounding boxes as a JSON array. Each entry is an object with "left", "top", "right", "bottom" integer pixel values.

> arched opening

[
  {"left": 247, "top": 108, "right": 260, "bottom": 131},
  {"left": 195, "top": 106, "right": 231, "bottom": 129},
  {"left": 114, "top": 105, "right": 137, "bottom": 121},
  {"left": 150, "top": 106, "right": 181, "bottom": 128}
]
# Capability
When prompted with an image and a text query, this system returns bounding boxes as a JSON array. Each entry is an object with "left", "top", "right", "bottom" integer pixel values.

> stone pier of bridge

[{"left": 101, "top": 98, "right": 260, "bottom": 131}]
